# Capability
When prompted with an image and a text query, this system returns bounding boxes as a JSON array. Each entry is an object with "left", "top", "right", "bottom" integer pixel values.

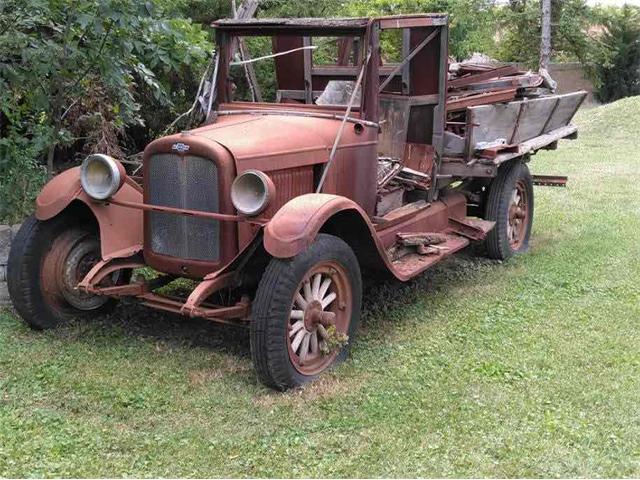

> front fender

[
  {"left": 35, "top": 167, "right": 143, "bottom": 260},
  {"left": 264, "top": 194, "right": 375, "bottom": 258}
]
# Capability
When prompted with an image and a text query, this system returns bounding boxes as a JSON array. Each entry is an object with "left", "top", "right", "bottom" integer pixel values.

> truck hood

[{"left": 190, "top": 113, "right": 349, "bottom": 172}]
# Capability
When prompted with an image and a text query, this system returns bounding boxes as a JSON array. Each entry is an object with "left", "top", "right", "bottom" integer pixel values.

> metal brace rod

[
  {"left": 379, "top": 29, "right": 439, "bottom": 93},
  {"left": 316, "top": 51, "right": 372, "bottom": 193},
  {"left": 230, "top": 46, "right": 317, "bottom": 66}
]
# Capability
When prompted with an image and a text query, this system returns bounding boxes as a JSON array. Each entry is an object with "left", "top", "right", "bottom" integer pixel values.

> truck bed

[{"left": 441, "top": 91, "right": 587, "bottom": 177}]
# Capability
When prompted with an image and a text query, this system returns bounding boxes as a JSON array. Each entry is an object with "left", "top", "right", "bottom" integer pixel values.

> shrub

[
  {"left": 0, "top": 130, "right": 48, "bottom": 224},
  {"left": 591, "top": 5, "right": 640, "bottom": 103},
  {"left": 0, "top": 0, "right": 213, "bottom": 222},
  {"left": 495, "top": 0, "right": 592, "bottom": 68}
]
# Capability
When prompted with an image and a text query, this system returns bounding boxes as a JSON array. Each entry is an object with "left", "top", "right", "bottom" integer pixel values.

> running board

[
  {"left": 388, "top": 233, "right": 470, "bottom": 279},
  {"left": 385, "top": 216, "right": 494, "bottom": 279},
  {"left": 448, "top": 217, "right": 495, "bottom": 241}
]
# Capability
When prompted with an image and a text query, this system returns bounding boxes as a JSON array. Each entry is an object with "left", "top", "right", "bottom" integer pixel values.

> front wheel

[
  {"left": 7, "top": 215, "right": 127, "bottom": 329},
  {"left": 484, "top": 160, "right": 534, "bottom": 260},
  {"left": 250, "top": 234, "right": 362, "bottom": 390}
]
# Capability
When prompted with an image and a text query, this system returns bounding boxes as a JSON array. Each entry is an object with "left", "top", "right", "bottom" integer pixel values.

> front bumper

[{"left": 77, "top": 197, "right": 267, "bottom": 324}]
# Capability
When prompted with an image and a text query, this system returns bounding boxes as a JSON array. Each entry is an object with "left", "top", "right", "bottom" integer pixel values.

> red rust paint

[
  {"left": 264, "top": 194, "right": 368, "bottom": 258},
  {"left": 142, "top": 134, "right": 239, "bottom": 278},
  {"left": 26, "top": 14, "right": 582, "bottom": 329},
  {"left": 264, "top": 192, "right": 469, "bottom": 282},
  {"left": 35, "top": 166, "right": 143, "bottom": 260}
]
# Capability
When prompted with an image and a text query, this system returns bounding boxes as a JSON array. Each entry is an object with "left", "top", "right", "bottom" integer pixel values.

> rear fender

[
  {"left": 35, "top": 167, "right": 143, "bottom": 260},
  {"left": 264, "top": 194, "right": 389, "bottom": 272}
]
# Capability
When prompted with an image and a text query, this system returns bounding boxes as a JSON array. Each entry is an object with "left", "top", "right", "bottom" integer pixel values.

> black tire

[
  {"left": 484, "top": 160, "right": 534, "bottom": 260},
  {"left": 250, "top": 234, "right": 362, "bottom": 390},
  {"left": 7, "top": 214, "right": 124, "bottom": 330}
]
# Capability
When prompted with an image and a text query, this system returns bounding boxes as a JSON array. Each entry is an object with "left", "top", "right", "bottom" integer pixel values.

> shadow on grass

[{"left": 8, "top": 246, "right": 501, "bottom": 384}]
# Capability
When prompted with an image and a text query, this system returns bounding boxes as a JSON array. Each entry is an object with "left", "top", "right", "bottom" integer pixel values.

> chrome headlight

[
  {"left": 80, "top": 154, "right": 123, "bottom": 200},
  {"left": 230, "top": 170, "right": 275, "bottom": 216}
]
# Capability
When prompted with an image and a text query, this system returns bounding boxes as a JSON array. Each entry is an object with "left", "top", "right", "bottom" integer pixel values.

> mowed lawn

[{"left": 1, "top": 97, "right": 639, "bottom": 478}]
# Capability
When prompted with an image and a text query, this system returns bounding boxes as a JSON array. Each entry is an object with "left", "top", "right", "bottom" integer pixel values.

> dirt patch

[
  {"left": 252, "top": 374, "right": 365, "bottom": 408},
  {"left": 188, "top": 356, "right": 253, "bottom": 387}
]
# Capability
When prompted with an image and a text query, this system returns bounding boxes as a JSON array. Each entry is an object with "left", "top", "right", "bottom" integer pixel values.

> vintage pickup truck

[{"left": 8, "top": 14, "right": 585, "bottom": 390}]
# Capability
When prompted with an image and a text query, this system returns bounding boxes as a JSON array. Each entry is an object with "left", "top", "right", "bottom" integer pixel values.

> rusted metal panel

[
  {"left": 376, "top": 200, "right": 431, "bottom": 227},
  {"left": 376, "top": 186, "right": 404, "bottom": 217},
  {"left": 195, "top": 109, "right": 380, "bottom": 215},
  {"left": 403, "top": 143, "right": 434, "bottom": 173},
  {"left": 266, "top": 167, "right": 315, "bottom": 217},
  {"left": 448, "top": 217, "right": 495, "bottom": 241},
  {"left": 390, "top": 234, "right": 468, "bottom": 278},
  {"left": 532, "top": 174, "right": 568, "bottom": 187},
  {"left": 35, "top": 167, "right": 143, "bottom": 261},
  {"left": 376, "top": 193, "right": 466, "bottom": 248},
  {"left": 272, "top": 35, "right": 305, "bottom": 93}
]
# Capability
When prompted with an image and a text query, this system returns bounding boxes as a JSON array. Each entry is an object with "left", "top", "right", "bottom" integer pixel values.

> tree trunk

[
  {"left": 540, "top": 0, "right": 552, "bottom": 70},
  {"left": 46, "top": 143, "right": 55, "bottom": 179}
]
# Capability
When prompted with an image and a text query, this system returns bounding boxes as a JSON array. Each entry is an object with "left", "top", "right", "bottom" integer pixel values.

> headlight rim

[
  {"left": 80, "top": 154, "right": 124, "bottom": 201},
  {"left": 230, "top": 169, "right": 275, "bottom": 217}
]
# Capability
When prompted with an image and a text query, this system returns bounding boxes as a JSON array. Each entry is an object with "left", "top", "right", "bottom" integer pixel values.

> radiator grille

[{"left": 147, "top": 154, "right": 220, "bottom": 262}]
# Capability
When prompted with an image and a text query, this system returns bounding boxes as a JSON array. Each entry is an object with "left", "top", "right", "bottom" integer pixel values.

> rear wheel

[
  {"left": 484, "top": 160, "right": 534, "bottom": 260},
  {"left": 250, "top": 234, "right": 362, "bottom": 390},
  {"left": 7, "top": 214, "right": 127, "bottom": 329}
]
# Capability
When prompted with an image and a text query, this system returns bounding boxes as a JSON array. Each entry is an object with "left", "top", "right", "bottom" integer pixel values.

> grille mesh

[{"left": 147, "top": 154, "right": 220, "bottom": 262}]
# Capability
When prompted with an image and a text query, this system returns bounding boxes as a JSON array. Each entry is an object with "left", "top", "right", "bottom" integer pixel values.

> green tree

[
  {"left": 343, "top": 0, "right": 499, "bottom": 60},
  {"left": 0, "top": 0, "right": 213, "bottom": 222},
  {"left": 591, "top": 5, "right": 640, "bottom": 102},
  {"left": 495, "top": 0, "right": 592, "bottom": 67}
]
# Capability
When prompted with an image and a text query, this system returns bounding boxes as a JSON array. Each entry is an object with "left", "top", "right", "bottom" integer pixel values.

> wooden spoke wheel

[
  {"left": 507, "top": 180, "right": 530, "bottom": 250},
  {"left": 250, "top": 234, "right": 362, "bottom": 390},
  {"left": 484, "top": 160, "right": 534, "bottom": 260},
  {"left": 287, "top": 261, "right": 352, "bottom": 376}
]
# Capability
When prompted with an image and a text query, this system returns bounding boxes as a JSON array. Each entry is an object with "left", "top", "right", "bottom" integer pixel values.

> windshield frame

[{"left": 212, "top": 22, "right": 379, "bottom": 122}]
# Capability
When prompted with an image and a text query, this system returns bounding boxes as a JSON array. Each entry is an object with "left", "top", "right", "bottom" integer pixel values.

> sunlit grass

[{"left": 1, "top": 98, "right": 639, "bottom": 477}]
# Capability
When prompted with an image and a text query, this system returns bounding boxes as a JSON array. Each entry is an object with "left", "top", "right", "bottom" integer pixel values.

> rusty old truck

[{"left": 7, "top": 14, "right": 586, "bottom": 390}]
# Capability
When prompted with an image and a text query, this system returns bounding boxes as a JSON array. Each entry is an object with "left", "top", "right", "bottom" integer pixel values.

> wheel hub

[
  {"left": 60, "top": 236, "right": 112, "bottom": 311},
  {"left": 303, "top": 300, "right": 336, "bottom": 330},
  {"left": 40, "top": 230, "right": 113, "bottom": 314}
]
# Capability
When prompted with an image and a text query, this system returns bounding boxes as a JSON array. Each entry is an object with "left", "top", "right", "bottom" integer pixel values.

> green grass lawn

[{"left": 1, "top": 98, "right": 639, "bottom": 478}]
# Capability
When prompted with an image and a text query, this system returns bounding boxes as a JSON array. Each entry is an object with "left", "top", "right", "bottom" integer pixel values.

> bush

[
  {"left": 0, "top": 130, "right": 48, "bottom": 224},
  {"left": 591, "top": 5, "right": 640, "bottom": 103},
  {"left": 0, "top": 0, "right": 214, "bottom": 223},
  {"left": 343, "top": 0, "right": 499, "bottom": 60},
  {"left": 494, "top": 0, "right": 592, "bottom": 68}
]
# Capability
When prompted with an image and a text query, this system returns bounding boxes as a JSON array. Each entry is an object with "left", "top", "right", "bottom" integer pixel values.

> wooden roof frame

[{"left": 213, "top": 14, "right": 448, "bottom": 35}]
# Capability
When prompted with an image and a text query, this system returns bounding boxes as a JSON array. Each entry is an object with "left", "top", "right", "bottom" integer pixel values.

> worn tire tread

[
  {"left": 7, "top": 215, "right": 65, "bottom": 329},
  {"left": 484, "top": 160, "right": 534, "bottom": 260},
  {"left": 250, "top": 234, "right": 361, "bottom": 391},
  {"left": 7, "top": 214, "right": 122, "bottom": 329}
]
